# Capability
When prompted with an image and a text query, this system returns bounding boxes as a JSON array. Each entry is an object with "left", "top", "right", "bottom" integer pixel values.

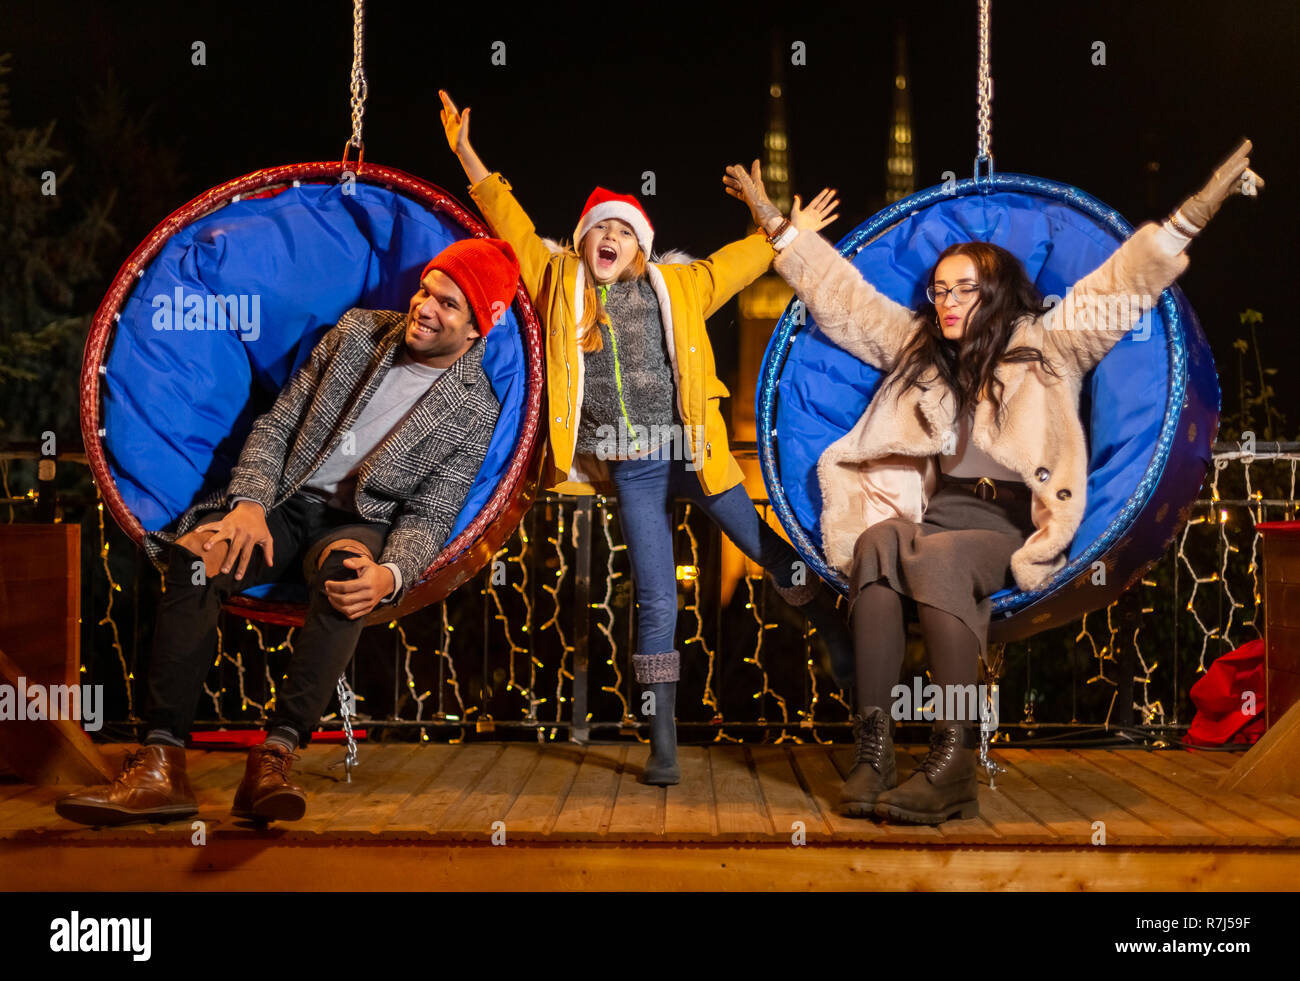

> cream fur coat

[{"left": 772, "top": 223, "right": 1189, "bottom": 592}]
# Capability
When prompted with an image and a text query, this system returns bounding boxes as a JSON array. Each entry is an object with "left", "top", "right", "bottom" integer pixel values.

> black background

[{"left": 7, "top": 0, "right": 1296, "bottom": 423}]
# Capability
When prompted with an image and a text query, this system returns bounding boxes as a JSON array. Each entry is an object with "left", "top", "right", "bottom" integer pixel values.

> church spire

[
  {"left": 885, "top": 24, "right": 915, "bottom": 203},
  {"left": 763, "top": 38, "right": 792, "bottom": 216}
]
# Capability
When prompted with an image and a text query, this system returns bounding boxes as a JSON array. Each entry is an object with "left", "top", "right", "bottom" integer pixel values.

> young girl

[
  {"left": 439, "top": 91, "right": 848, "bottom": 785},
  {"left": 726, "top": 139, "right": 1261, "bottom": 822}
]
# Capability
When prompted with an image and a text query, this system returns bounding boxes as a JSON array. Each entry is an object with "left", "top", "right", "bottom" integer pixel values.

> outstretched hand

[
  {"left": 723, "top": 160, "right": 783, "bottom": 231},
  {"left": 438, "top": 89, "right": 489, "bottom": 184},
  {"left": 791, "top": 188, "right": 840, "bottom": 233},
  {"left": 438, "top": 89, "right": 471, "bottom": 156},
  {"left": 1180, "top": 138, "right": 1264, "bottom": 229}
]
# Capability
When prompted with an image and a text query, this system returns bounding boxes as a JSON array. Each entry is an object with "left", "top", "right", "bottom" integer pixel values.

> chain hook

[{"left": 340, "top": 139, "right": 366, "bottom": 174}]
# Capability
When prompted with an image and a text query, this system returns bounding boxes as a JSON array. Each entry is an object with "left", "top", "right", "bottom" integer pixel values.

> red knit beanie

[{"left": 420, "top": 238, "right": 520, "bottom": 337}]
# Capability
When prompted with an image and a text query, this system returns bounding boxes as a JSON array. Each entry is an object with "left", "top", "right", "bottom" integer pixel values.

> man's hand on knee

[
  {"left": 320, "top": 542, "right": 394, "bottom": 620},
  {"left": 193, "top": 501, "right": 274, "bottom": 581},
  {"left": 175, "top": 528, "right": 229, "bottom": 581}
]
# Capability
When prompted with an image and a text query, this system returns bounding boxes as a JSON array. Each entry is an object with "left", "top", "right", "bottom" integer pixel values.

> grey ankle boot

[
  {"left": 633, "top": 651, "right": 680, "bottom": 786},
  {"left": 873, "top": 721, "right": 979, "bottom": 824},
  {"left": 839, "top": 707, "right": 897, "bottom": 815}
]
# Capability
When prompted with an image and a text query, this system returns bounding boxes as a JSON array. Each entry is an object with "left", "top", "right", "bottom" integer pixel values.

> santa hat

[
  {"left": 572, "top": 187, "right": 654, "bottom": 258},
  {"left": 420, "top": 238, "right": 519, "bottom": 337}
]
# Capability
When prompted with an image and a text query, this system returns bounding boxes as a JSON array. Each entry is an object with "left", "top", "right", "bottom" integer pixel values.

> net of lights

[{"left": 86, "top": 446, "right": 1299, "bottom": 739}]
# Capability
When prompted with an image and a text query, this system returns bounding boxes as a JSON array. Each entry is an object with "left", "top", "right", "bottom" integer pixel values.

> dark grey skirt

[{"left": 847, "top": 476, "right": 1036, "bottom": 660}]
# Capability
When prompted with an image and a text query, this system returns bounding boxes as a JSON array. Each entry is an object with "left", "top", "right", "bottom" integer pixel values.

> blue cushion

[{"left": 101, "top": 181, "right": 525, "bottom": 600}]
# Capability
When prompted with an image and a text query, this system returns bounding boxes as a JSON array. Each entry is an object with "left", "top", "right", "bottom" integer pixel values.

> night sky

[{"left": 9, "top": 0, "right": 1297, "bottom": 428}]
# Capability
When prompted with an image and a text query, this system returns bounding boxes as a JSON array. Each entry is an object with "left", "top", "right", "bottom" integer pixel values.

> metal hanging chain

[
  {"left": 975, "top": 0, "right": 994, "bottom": 177},
  {"left": 348, "top": 0, "right": 368, "bottom": 151},
  {"left": 332, "top": 674, "right": 359, "bottom": 783},
  {"left": 978, "top": 687, "right": 1005, "bottom": 789}
]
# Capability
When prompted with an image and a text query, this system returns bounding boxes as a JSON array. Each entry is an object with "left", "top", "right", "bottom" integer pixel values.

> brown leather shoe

[
  {"left": 55, "top": 745, "right": 197, "bottom": 826},
  {"left": 232, "top": 744, "right": 307, "bottom": 822},
  {"left": 873, "top": 723, "right": 980, "bottom": 825}
]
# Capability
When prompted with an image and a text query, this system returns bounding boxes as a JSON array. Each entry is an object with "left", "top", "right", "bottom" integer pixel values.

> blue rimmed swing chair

[
  {"left": 757, "top": 172, "right": 1219, "bottom": 643},
  {"left": 81, "top": 160, "right": 546, "bottom": 628}
]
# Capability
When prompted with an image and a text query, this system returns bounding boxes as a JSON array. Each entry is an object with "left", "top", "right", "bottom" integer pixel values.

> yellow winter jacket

[{"left": 469, "top": 171, "right": 775, "bottom": 495}]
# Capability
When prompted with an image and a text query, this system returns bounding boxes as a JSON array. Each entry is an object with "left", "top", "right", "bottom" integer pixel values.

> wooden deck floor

[{"left": 3, "top": 742, "right": 1298, "bottom": 890}]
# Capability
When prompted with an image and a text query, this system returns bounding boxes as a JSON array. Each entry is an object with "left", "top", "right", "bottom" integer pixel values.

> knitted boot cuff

[
  {"left": 633, "top": 651, "right": 680, "bottom": 684},
  {"left": 766, "top": 570, "right": 818, "bottom": 607}
]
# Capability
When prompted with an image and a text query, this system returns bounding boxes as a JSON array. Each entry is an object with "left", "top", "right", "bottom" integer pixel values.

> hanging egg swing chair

[
  {"left": 79, "top": 4, "right": 545, "bottom": 634},
  {"left": 80, "top": 159, "right": 545, "bottom": 627},
  {"left": 757, "top": 1, "right": 1219, "bottom": 645}
]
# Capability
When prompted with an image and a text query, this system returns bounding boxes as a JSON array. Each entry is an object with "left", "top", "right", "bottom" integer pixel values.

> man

[{"left": 57, "top": 237, "right": 520, "bottom": 825}]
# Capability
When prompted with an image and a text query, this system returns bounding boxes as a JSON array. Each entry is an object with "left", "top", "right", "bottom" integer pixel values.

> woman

[
  {"left": 725, "top": 140, "right": 1262, "bottom": 823},
  {"left": 439, "top": 91, "right": 848, "bottom": 785}
]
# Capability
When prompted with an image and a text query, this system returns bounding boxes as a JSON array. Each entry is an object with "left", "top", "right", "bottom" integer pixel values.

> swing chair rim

[
  {"left": 756, "top": 170, "right": 1217, "bottom": 632},
  {"left": 79, "top": 160, "right": 547, "bottom": 626}
]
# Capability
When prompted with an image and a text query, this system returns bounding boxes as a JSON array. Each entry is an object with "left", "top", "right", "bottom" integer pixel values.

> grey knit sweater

[{"left": 575, "top": 278, "right": 679, "bottom": 457}]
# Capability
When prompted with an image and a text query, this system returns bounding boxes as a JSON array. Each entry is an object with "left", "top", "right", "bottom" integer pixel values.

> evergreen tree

[{"left": 0, "top": 52, "right": 115, "bottom": 442}]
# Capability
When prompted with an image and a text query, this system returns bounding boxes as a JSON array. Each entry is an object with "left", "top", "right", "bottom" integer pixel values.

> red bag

[{"left": 1185, "top": 639, "right": 1267, "bottom": 746}]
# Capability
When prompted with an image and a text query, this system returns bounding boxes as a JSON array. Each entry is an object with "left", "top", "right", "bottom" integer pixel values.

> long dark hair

[{"left": 883, "top": 241, "right": 1059, "bottom": 421}]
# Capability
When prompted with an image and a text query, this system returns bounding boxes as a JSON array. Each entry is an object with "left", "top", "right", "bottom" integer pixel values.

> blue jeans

[{"left": 608, "top": 456, "right": 805, "bottom": 657}]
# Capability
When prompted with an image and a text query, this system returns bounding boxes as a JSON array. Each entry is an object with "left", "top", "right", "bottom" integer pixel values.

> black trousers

[{"left": 145, "top": 493, "right": 389, "bottom": 745}]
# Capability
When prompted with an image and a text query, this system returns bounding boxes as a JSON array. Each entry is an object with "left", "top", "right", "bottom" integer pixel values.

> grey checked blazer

[{"left": 143, "top": 308, "right": 501, "bottom": 600}]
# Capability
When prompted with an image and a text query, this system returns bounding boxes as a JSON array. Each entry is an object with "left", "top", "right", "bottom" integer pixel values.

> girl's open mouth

[{"left": 598, "top": 245, "right": 617, "bottom": 263}]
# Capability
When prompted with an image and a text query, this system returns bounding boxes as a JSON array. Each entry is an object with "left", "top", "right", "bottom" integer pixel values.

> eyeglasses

[{"left": 926, "top": 284, "right": 981, "bottom": 305}]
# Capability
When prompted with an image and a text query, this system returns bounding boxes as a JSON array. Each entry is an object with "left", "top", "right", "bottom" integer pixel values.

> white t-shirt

[{"left": 302, "top": 351, "right": 447, "bottom": 509}]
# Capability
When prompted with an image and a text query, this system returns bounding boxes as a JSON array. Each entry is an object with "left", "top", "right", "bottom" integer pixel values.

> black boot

[
  {"left": 839, "top": 707, "right": 897, "bottom": 816},
  {"left": 873, "top": 722, "right": 979, "bottom": 824},
  {"left": 633, "top": 651, "right": 680, "bottom": 786}
]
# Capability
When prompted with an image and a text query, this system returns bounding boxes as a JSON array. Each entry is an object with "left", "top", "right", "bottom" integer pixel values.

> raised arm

[
  {"left": 1038, "top": 222, "right": 1189, "bottom": 375},
  {"left": 1042, "top": 138, "right": 1263, "bottom": 375},
  {"left": 774, "top": 229, "right": 921, "bottom": 371},
  {"left": 676, "top": 232, "right": 776, "bottom": 317},
  {"left": 723, "top": 161, "right": 917, "bottom": 370},
  {"left": 440, "top": 89, "right": 489, "bottom": 185},
  {"left": 440, "top": 90, "right": 554, "bottom": 301}
]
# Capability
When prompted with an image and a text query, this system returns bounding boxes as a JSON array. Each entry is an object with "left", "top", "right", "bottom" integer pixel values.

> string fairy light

[
  {"left": 1128, "top": 577, "right": 1164, "bottom": 725},
  {"left": 240, "top": 619, "right": 284, "bottom": 714},
  {"left": 539, "top": 501, "right": 574, "bottom": 741},
  {"left": 95, "top": 498, "right": 135, "bottom": 717},
  {"left": 202, "top": 621, "right": 229, "bottom": 718},
  {"left": 391, "top": 619, "right": 431, "bottom": 740},
  {"left": 1075, "top": 600, "right": 1120, "bottom": 727},
  {"left": 741, "top": 572, "right": 792, "bottom": 742},
  {"left": 593, "top": 496, "right": 634, "bottom": 729},
  {"left": 483, "top": 525, "right": 539, "bottom": 721},
  {"left": 434, "top": 601, "right": 468, "bottom": 741},
  {"left": 86, "top": 450, "right": 1299, "bottom": 740},
  {"left": 674, "top": 502, "right": 740, "bottom": 743}
]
